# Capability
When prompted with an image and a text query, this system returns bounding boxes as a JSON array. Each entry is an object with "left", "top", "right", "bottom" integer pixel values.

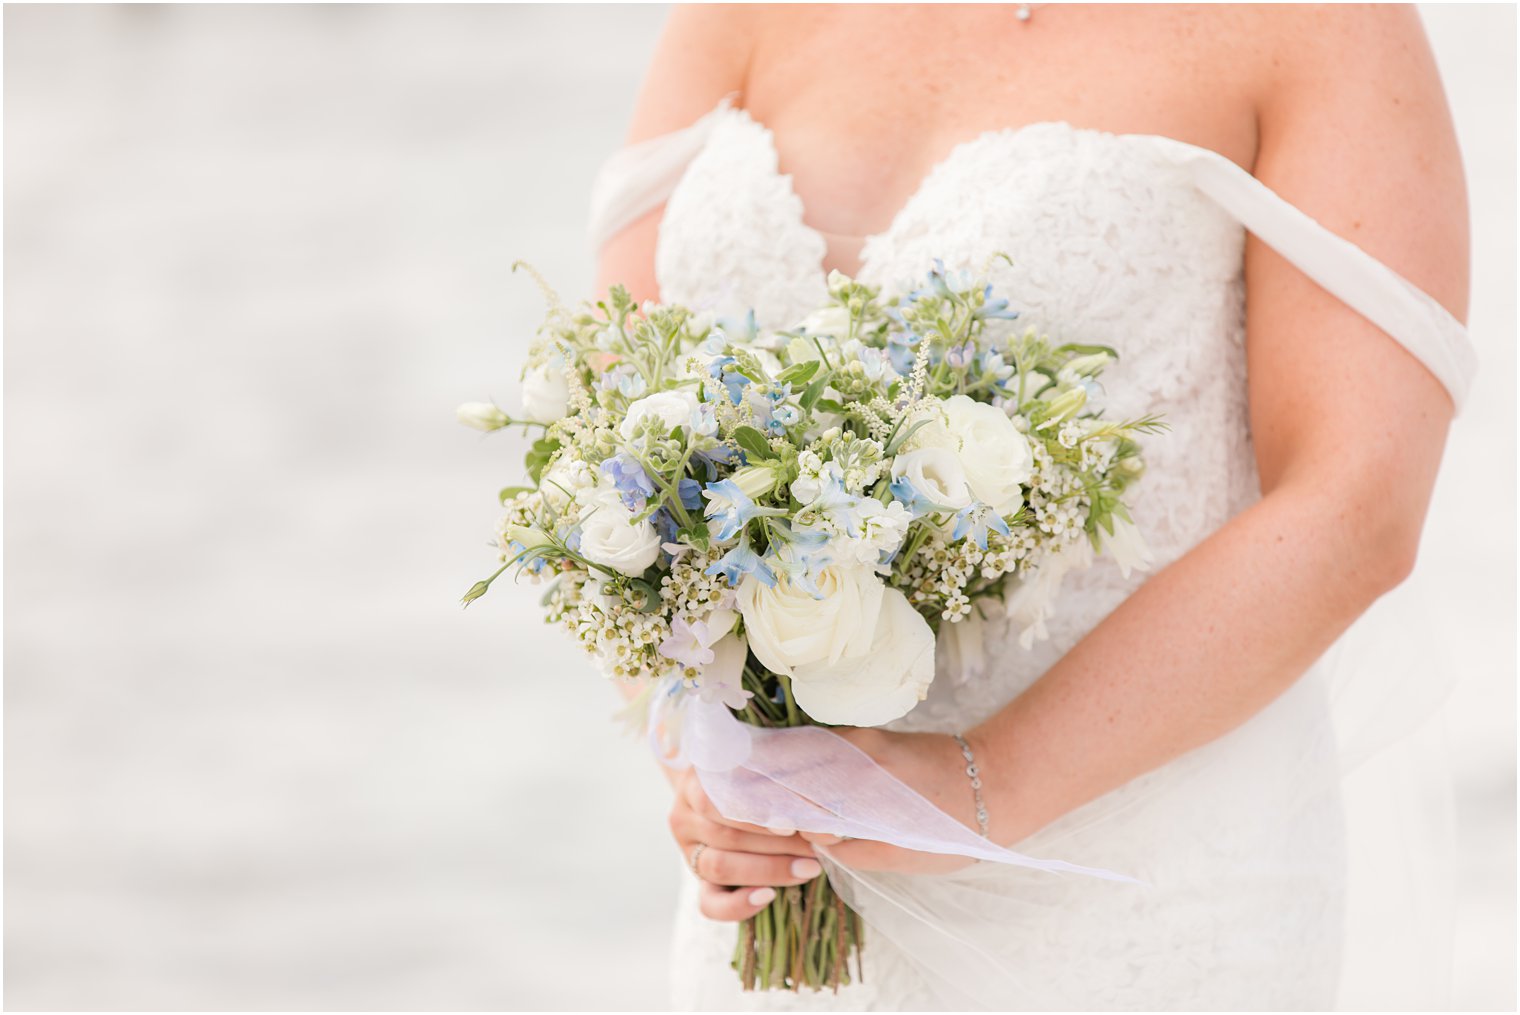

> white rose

[
  {"left": 620, "top": 389, "right": 700, "bottom": 440},
  {"left": 738, "top": 564, "right": 883, "bottom": 677},
  {"left": 790, "top": 587, "right": 935, "bottom": 726},
  {"left": 890, "top": 447, "right": 973, "bottom": 511},
  {"left": 736, "top": 564, "right": 936, "bottom": 726},
  {"left": 577, "top": 489, "right": 661, "bottom": 577},
  {"left": 521, "top": 362, "right": 570, "bottom": 424},
  {"left": 943, "top": 394, "right": 1032, "bottom": 514}
]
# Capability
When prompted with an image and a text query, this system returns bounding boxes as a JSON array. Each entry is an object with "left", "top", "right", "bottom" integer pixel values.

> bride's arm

[
  {"left": 820, "top": 6, "right": 1471, "bottom": 866},
  {"left": 591, "top": 4, "right": 754, "bottom": 305}
]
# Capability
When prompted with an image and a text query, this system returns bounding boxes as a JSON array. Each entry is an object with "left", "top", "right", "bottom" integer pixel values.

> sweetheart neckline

[{"left": 711, "top": 102, "right": 1255, "bottom": 280}]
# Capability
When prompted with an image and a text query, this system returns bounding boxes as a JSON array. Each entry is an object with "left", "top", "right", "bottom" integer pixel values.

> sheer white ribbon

[{"left": 650, "top": 675, "right": 1147, "bottom": 1010}]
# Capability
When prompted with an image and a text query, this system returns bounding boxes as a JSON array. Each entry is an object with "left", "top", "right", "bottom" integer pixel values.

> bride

[{"left": 586, "top": 4, "right": 1474, "bottom": 1010}]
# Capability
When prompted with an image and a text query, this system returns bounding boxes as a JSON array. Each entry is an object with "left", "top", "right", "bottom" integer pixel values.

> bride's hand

[
  {"left": 799, "top": 728, "right": 983, "bottom": 875},
  {"left": 669, "top": 767, "right": 824, "bottom": 922}
]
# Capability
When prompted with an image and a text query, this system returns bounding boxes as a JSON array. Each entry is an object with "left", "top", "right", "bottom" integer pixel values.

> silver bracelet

[{"left": 952, "top": 733, "right": 990, "bottom": 838}]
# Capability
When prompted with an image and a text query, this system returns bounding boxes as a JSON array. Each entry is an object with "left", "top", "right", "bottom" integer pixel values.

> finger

[
  {"left": 798, "top": 830, "right": 845, "bottom": 846},
  {"left": 671, "top": 810, "right": 816, "bottom": 857},
  {"left": 680, "top": 775, "right": 800, "bottom": 837},
  {"left": 697, "top": 847, "right": 824, "bottom": 888},
  {"left": 698, "top": 882, "right": 777, "bottom": 922}
]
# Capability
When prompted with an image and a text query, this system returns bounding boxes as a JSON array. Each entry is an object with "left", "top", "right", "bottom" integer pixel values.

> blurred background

[{"left": 3, "top": 4, "right": 1513, "bottom": 1011}]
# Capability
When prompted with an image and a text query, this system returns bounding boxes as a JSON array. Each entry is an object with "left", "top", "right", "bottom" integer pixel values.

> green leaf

[
  {"left": 628, "top": 578, "right": 663, "bottom": 613},
  {"left": 525, "top": 436, "right": 561, "bottom": 484},
  {"left": 498, "top": 485, "right": 534, "bottom": 504},
  {"left": 814, "top": 398, "right": 846, "bottom": 414},
  {"left": 677, "top": 521, "right": 711, "bottom": 553},
  {"left": 799, "top": 374, "right": 829, "bottom": 411},
  {"left": 733, "top": 425, "right": 776, "bottom": 461},
  {"left": 1055, "top": 342, "right": 1120, "bottom": 360},
  {"left": 884, "top": 417, "right": 933, "bottom": 456},
  {"left": 777, "top": 359, "right": 821, "bottom": 385}
]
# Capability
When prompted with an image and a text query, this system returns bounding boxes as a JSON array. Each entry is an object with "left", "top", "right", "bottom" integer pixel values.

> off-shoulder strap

[
  {"left": 1149, "top": 136, "right": 1478, "bottom": 412},
  {"left": 586, "top": 94, "right": 737, "bottom": 254}
]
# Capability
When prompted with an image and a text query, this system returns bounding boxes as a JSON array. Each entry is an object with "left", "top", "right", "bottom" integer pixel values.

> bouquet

[{"left": 458, "top": 259, "right": 1162, "bottom": 992}]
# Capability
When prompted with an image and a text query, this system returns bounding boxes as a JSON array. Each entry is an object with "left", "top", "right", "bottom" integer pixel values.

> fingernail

[
  {"left": 766, "top": 826, "right": 794, "bottom": 836},
  {"left": 748, "top": 887, "right": 776, "bottom": 906},
  {"left": 791, "top": 858, "right": 823, "bottom": 879}
]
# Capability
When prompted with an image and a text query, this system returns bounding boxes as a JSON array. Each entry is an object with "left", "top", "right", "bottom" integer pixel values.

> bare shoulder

[
  {"left": 1236, "top": 4, "right": 1468, "bottom": 317},
  {"left": 1247, "top": 5, "right": 1450, "bottom": 115},
  {"left": 622, "top": 4, "right": 757, "bottom": 144}
]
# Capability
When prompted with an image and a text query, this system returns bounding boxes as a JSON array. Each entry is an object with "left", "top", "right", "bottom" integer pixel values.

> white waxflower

[
  {"left": 577, "top": 488, "right": 661, "bottom": 577},
  {"left": 522, "top": 361, "right": 571, "bottom": 423}
]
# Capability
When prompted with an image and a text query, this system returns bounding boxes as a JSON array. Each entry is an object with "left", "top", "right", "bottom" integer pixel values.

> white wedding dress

[{"left": 586, "top": 98, "right": 1476, "bottom": 1011}]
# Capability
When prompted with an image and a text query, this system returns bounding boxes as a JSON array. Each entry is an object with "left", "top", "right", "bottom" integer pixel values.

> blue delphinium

[
  {"left": 702, "top": 478, "right": 768, "bottom": 541},
  {"left": 708, "top": 355, "right": 751, "bottom": 405},
  {"left": 704, "top": 530, "right": 777, "bottom": 588},
  {"left": 952, "top": 502, "right": 1012, "bottom": 550},
  {"left": 601, "top": 453, "right": 656, "bottom": 509},
  {"left": 974, "top": 282, "right": 1019, "bottom": 320},
  {"left": 890, "top": 474, "right": 950, "bottom": 518}
]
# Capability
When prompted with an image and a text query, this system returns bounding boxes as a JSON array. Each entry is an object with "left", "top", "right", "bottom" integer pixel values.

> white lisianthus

[
  {"left": 539, "top": 455, "right": 596, "bottom": 512},
  {"left": 577, "top": 489, "right": 661, "bottom": 577},
  {"left": 753, "top": 347, "right": 785, "bottom": 377},
  {"left": 797, "top": 304, "right": 853, "bottom": 338},
  {"left": 620, "top": 389, "right": 700, "bottom": 440},
  {"left": 942, "top": 395, "right": 1033, "bottom": 515},
  {"left": 495, "top": 515, "right": 553, "bottom": 554},
  {"left": 891, "top": 447, "right": 973, "bottom": 511},
  {"left": 693, "top": 632, "right": 753, "bottom": 711},
  {"left": 1097, "top": 512, "right": 1153, "bottom": 579},
  {"left": 736, "top": 563, "right": 935, "bottom": 726},
  {"left": 785, "top": 335, "right": 825, "bottom": 366},
  {"left": 521, "top": 361, "right": 570, "bottom": 423},
  {"left": 456, "top": 402, "right": 511, "bottom": 432}
]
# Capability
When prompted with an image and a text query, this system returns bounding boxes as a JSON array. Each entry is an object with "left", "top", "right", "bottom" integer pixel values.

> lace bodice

[{"left": 588, "top": 100, "right": 1476, "bottom": 1011}]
